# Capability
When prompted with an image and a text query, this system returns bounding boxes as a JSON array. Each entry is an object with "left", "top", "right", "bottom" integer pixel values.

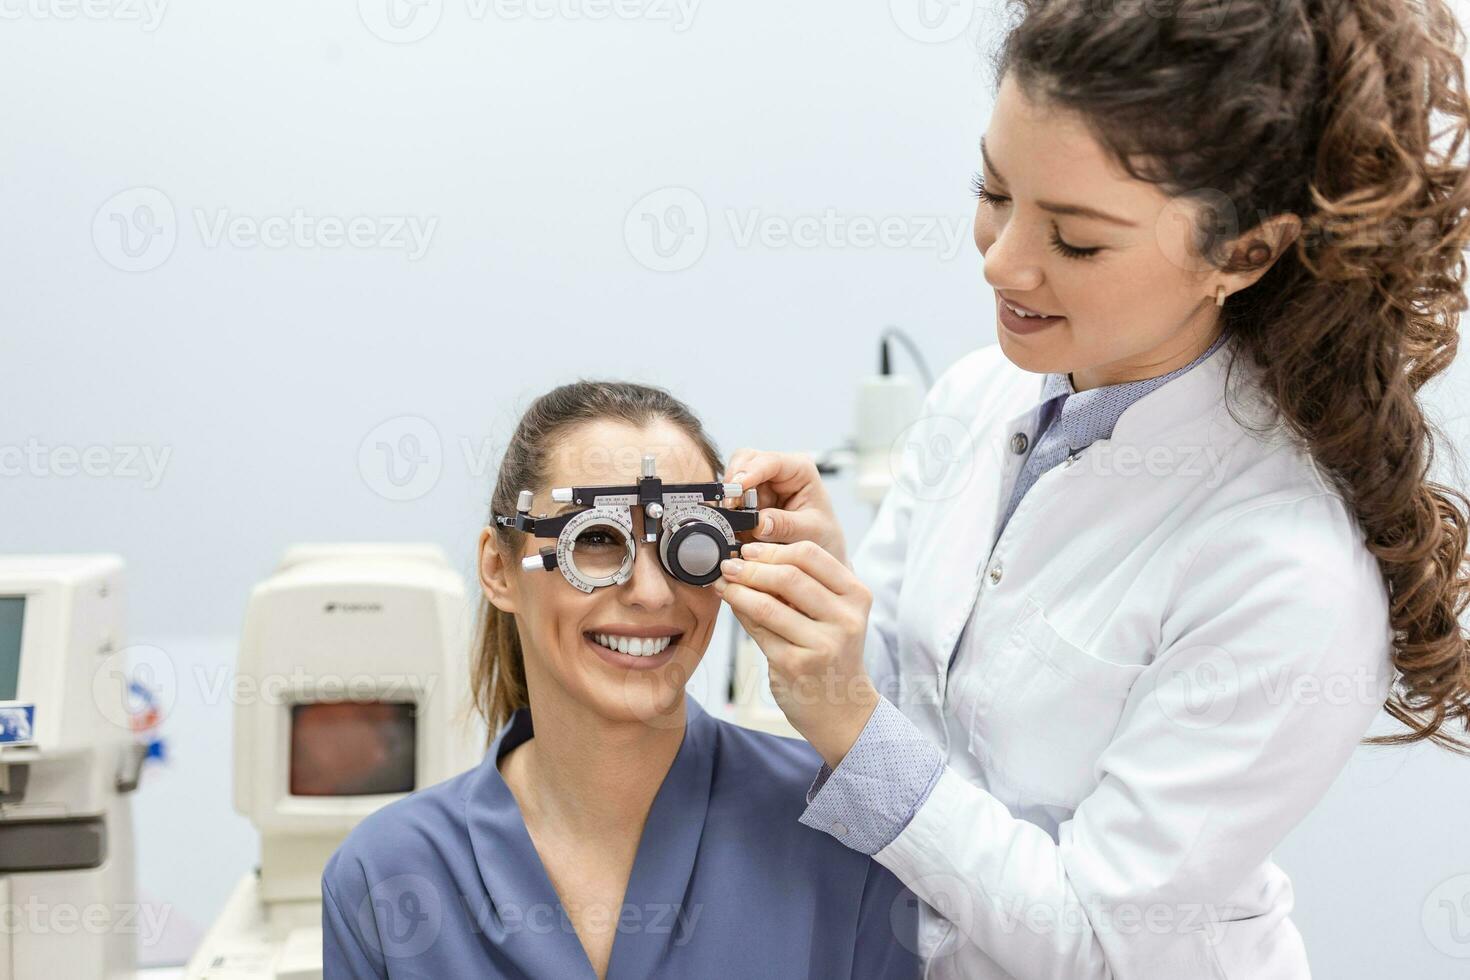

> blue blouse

[{"left": 322, "top": 693, "right": 922, "bottom": 979}]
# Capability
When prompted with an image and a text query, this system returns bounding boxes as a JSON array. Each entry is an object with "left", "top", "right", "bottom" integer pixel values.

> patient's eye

[{"left": 577, "top": 530, "right": 621, "bottom": 550}]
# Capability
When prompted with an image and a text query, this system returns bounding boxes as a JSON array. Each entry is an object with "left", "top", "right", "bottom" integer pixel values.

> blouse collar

[{"left": 461, "top": 692, "right": 718, "bottom": 977}]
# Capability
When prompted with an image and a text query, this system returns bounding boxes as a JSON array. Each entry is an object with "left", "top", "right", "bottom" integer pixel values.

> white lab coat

[{"left": 855, "top": 336, "right": 1394, "bottom": 980}]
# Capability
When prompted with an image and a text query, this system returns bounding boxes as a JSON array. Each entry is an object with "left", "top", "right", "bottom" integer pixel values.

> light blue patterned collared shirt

[
  {"left": 993, "top": 327, "right": 1235, "bottom": 544},
  {"left": 798, "top": 328, "right": 1235, "bottom": 855}
]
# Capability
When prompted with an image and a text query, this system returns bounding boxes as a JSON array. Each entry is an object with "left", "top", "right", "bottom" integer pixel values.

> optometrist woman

[
  {"left": 711, "top": 4, "right": 1470, "bottom": 979},
  {"left": 322, "top": 382, "right": 922, "bottom": 980}
]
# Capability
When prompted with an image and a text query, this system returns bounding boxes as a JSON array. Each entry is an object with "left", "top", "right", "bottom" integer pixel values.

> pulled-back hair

[{"left": 471, "top": 381, "right": 724, "bottom": 736}]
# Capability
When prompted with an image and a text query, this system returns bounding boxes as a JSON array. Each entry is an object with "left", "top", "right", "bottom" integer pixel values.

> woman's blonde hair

[{"left": 471, "top": 380, "right": 725, "bottom": 737}]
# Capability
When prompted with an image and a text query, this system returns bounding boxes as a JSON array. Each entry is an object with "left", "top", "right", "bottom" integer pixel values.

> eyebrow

[{"left": 980, "top": 137, "right": 1139, "bottom": 229}]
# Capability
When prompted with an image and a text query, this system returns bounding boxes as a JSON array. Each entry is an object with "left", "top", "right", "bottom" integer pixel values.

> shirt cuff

[{"left": 797, "top": 695, "right": 945, "bottom": 854}]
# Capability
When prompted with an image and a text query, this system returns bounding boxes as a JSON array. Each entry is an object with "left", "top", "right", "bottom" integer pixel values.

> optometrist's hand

[
  {"left": 715, "top": 540, "right": 879, "bottom": 768},
  {"left": 722, "top": 449, "right": 848, "bottom": 568}
]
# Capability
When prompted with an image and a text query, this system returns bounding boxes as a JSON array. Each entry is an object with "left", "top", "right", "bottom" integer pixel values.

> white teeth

[
  {"left": 1006, "top": 301, "right": 1051, "bottom": 319},
  {"left": 591, "top": 633, "right": 672, "bottom": 657}
]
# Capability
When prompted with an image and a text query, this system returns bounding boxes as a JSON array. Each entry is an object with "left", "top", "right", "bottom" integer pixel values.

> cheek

[
  {"left": 678, "top": 585, "right": 722, "bottom": 643},
  {"left": 973, "top": 207, "right": 993, "bottom": 251},
  {"left": 517, "top": 579, "right": 587, "bottom": 664}
]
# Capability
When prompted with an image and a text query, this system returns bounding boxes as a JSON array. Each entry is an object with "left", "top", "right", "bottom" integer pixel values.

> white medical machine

[
  {"left": 0, "top": 554, "right": 145, "bottom": 980},
  {"left": 852, "top": 329, "right": 928, "bottom": 507},
  {"left": 729, "top": 328, "right": 929, "bottom": 735},
  {"left": 184, "top": 544, "right": 480, "bottom": 980}
]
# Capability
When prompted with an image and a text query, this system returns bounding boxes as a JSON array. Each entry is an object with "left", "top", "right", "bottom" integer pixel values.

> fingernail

[
  {"left": 733, "top": 471, "right": 747, "bottom": 484},
  {"left": 721, "top": 558, "right": 745, "bottom": 576},
  {"left": 741, "top": 543, "right": 766, "bottom": 559},
  {"left": 712, "top": 578, "right": 727, "bottom": 593},
  {"left": 759, "top": 517, "right": 773, "bottom": 536}
]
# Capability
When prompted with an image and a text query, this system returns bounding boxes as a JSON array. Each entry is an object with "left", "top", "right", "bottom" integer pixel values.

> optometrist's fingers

[
  {"left": 739, "top": 539, "right": 865, "bottom": 598},
  {"left": 722, "top": 449, "right": 848, "bottom": 565},
  {"left": 720, "top": 553, "right": 850, "bottom": 624},
  {"left": 717, "top": 581, "right": 824, "bottom": 649},
  {"left": 723, "top": 449, "right": 828, "bottom": 510},
  {"left": 722, "top": 602, "right": 793, "bottom": 663},
  {"left": 747, "top": 506, "right": 842, "bottom": 548}
]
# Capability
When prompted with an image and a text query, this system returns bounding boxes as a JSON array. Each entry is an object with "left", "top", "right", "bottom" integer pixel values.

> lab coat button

[
  {"left": 988, "top": 561, "right": 1003, "bottom": 585},
  {"left": 1010, "top": 432, "right": 1029, "bottom": 454},
  {"left": 832, "top": 821, "right": 848, "bottom": 836}
]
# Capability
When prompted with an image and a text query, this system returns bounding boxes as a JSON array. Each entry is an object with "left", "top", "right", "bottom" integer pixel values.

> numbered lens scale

[{"left": 497, "top": 454, "right": 761, "bottom": 594}]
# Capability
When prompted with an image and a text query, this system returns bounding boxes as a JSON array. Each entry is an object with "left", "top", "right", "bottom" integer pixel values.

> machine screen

[
  {"left": 0, "top": 596, "right": 24, "bottom": 701},
  {"left": 289, "top": 701, "right": 417, "bottom": 796}
]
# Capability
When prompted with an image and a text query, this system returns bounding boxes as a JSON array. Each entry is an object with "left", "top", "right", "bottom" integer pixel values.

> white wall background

[{"left": 3, "top": 0, "right": 1470, "bottom": 975}]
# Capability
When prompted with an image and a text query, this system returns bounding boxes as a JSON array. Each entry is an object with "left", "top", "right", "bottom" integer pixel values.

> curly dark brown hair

[{"left": 994, "top": 0, "right": 1470, "bottom": 750}]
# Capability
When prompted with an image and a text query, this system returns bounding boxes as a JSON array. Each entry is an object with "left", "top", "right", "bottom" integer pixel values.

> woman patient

[{"left": 322, "top": 382, "right": 921, "bottom": 979}]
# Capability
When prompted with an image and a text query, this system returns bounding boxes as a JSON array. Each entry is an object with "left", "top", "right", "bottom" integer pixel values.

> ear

[
  {"left": 479, "top": 527, "right": 520, "bottom": 615},
  {"left": 1218, "top": 212, "right": 1302, "bottom": 295}
]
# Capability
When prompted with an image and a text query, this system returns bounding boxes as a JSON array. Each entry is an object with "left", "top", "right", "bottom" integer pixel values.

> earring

[{"left": 1215, "top": 284, "right": 1228, "bottom": 307}]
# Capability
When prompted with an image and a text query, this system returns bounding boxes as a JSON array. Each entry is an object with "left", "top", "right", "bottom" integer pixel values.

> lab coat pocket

[{"left": 971, "top": 597, "right": 1144, "bottom": 810}]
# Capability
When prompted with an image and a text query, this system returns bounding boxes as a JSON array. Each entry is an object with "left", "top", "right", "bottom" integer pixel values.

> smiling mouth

[{"left": 584, "top": 631, "right": 684, "bottom": 658}]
